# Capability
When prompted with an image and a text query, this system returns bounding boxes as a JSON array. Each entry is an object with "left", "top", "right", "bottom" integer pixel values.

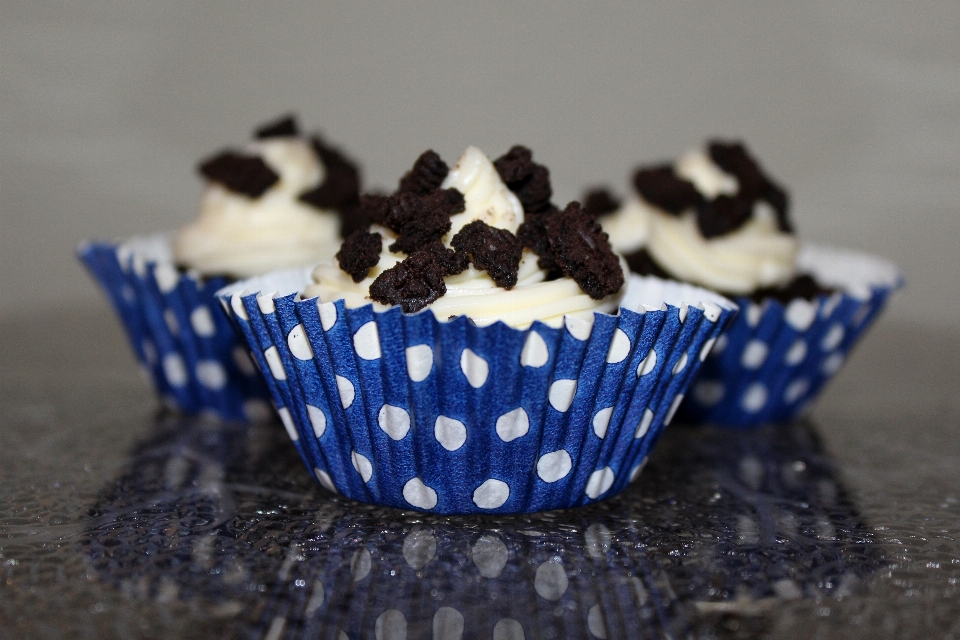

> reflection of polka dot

[
  {"left": 263, "top": 346, "right": 286, "bottom": 380},
  {"left": 699, "top": 337, "right": 717, "bottom": 362},
  {"left": 256, "top": 294, "right": 275, "bottom": 314},
  {"left": 402, "top": 527, "right": 437, "bottom": 570},
  {"left": 588, "top": 604, "right": 607, "bottom": 639},
  {"left": 353, "top": 322, "right": 381, "bottom": 360},
  {"left": 196, "top": 360, "right": 227, "bottom": 390},
  {"left": 585, "top": 524, "right": 612, "bottom": 559},
  {"left": 520, "top": 331, "right": 549, "bottom": 367},
  {"left": 375, "top": 610, "right": 406, "bottom": 640},
  {"left": 851, "top": 304, "right": 871, "bottom": 326},
  {"left": 314, "top": 468, "right": 337, "bottom": 493},
  {"left": 472, "top": 535, "right": 508, "bottom": 579},
  {"left": 534, "top": 560, "right": 568, "bottom": 600},
  {"left": 336, "top": 376, "right": 355, "bottom": 409},
  {"left": 351, "top": 548, "right": 371, "bottom": 581},
  {"left": 460, "top": 349, "right": 489, "bottom": 388},
  {"left": 495, "top": 408, "right": 529, "bottom": 442},
  {"left": 432, "top": 607, "right": 464, "bottom": 640},
  {"left": 154, "top": 263, "right": 179, "bottom": 293},
  {"left": 740, "top": 340, "right": 768, "bottom": 370},
  {"left": 318, "top": 301, "right": 338, "bottom": 331},
  {"left": 548, "top": 379, "right": 577, "bottom": 412},
  {"left": 190, "top": 306, "right": 216, "bottom": 337},
  {"left": 745, "top": 304, "right": 763, "bottom": 327},
  {"left": 637, "top": 349, "right": 657, "bottom": 376},
  {"left": 822, "top": 352, "right": 845, "bottom": 375},
  {"left": 664, "top": 393, "right": 684, "bottom": 425},
  {"left": 821, "top": 293, "right": 843, "bottom": 318},
  {"left": 784, "top": 378, "right": 810, "bottom": 403},
  {"left": 585, "top": 467, "right": 615, "bottom": 499},
  {"left": 741, "top": 382, "right": 768, "bottom": 413},
  {"left": 635, "top": 408, "right": 653, "bottom": 438},
  {"left": 351, "top": 451, "right": 373, "bottom": 483},
  {"left": 821, "top": 324, "right": 845, "bottom": 351},
  {"left": 142, "top": 340, "right": 157, "bottom": 366},
  {"left": 785, "top": 298, "right": 817, "bottom": 331},
  {"left": 379, "top": 405, "right": 410, "bottom": 440},
  {"left": 493, "top": 619, "right": 524, "bottom": 640},
  {"left": 287, "top": 324, "right": 314, "bottom": 360},
  {"left": 306, "top": 405, "right": 326, "bottom": 438},
  {"left": 565, "top": 315, "right": 593, "bottom": 341},
  {"left": 277, "top": 408, "right": 298, "bottom": 441},
  {"left": 693, "top": 380, "right": 725, "bottom": 406},
  {"left": 629, "top": 457, "right": 648, "bottom": 482},
  {"left": 434, "top": 416, "right": 467, "bottom": 451},
  {"left": 230, "top": 294, "right": 249, "bottom": 321},
  {"left": 537, "top": 450, "right": 572, "bottom": 483},
  {"left": 785, "top": 339, "right": 807, "bottom": 365},
  {"left": 164, "top": 309, "right": 179, "bottom": 335},
  {"left": 121, "top": 285, "right": 136, "bottom": 304},
  {"left": 672, "top": 351, "right": 689, "bottom": 375},
  {"left": 243, "top": 399, "right": 272, "bottom": 422},
  {"left": 402, "top": 478, "right": 437, "bottom": 510},
  {"left": 162, "top": 353, "right": 188, "bottom": 387},
  {"left": 233, "top": 346, "right": 256, "bottom": 375},
  {"left": 592, "top": 407, "right": 613, "bottom": 438},
  {"left": 473, "top": 479, "right": 510, "bottom": 509},
  {"left": 405, "top": 344, "right": 433, "bottom": 381},
  {"left": 606, "top": 329, "right": 631, "bottom": 364}
]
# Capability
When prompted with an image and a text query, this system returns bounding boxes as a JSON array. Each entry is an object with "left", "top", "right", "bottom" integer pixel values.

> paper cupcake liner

[
  {"left": 218, "top": 270, "right": 736, "bottom": 514},
  {"left": 680, "top": 244, "right": 903, "bottom": 427},
  {"left": 77, "top": 233, "right": 271, "bottom": 422}
]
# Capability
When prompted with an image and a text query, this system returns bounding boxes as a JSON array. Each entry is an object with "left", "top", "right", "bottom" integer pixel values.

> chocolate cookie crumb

[
  {"left": 697, "top": 194, "right": 753, "bottom": 239},
  {"left": 198, "top": 151, "right": 279, "bottom": 198},
  {"left": 451, "top": 220, "right": 523, "bottom": 289},
  {"left": 624, "top": 248, "right": 672, "bottom": 280},
  {"left": 545, "top": 202, "right": 624, "bottom": 300},
  {"left": 494, "top": 146, "right": 553, "bottom": 213},
  {"left": 385, "top": 189, "right": 464, "bottom": 254},
  {"left": 254, "top": 114, "right": 299, "bottom": 139},
  {"left": 398, "top": 150, "right": 449, "bottom": 195},
  {"left": 583, "top": 188, "right": 622, "bottom": 217},
  {"left": 337, "top": 229, "right": 382, "bottom": 282},
  {"left": 517, "top": 207, "right": 563, "bottom": 278},
  {"left": 750, "top": 274, "right": 833, "bottom": 303},
  {"left": 632, "top": 165, "right": 703, "bottom": 215},
  {"left": 369, "top": 241, "right": 465, "bottom": 313},
  {"left": 299, "top": 135, "right": 362, "bottom": 234},
  {"left": 708, "top": 140, "right": 792, "bottom": 233}
]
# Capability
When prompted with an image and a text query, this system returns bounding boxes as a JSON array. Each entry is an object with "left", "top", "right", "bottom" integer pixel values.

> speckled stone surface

[{"left": 1, "top": 308, "right": 958, "bottom": 639}]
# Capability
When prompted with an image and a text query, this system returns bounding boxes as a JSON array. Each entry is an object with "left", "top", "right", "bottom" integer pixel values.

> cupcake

[
  {"left": 77, "top": 115, "right": 363, "bottom": 422},
  {"left": 219, "top": 145, "right": 736, "bottom": 513},
  {"left": 589, "top": 141, "right": 903, "bottom": 426}
]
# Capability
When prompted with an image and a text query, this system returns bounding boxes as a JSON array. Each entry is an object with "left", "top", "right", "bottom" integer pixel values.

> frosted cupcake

[
  {"left": 78, "top": 115, "right": 363, "bottom": 422},
  {"left": 590, "top": 141, "right": 902, "bottom": 426},
  {"left": 219, "top": 145, "right": 736, "bottom": 513}
]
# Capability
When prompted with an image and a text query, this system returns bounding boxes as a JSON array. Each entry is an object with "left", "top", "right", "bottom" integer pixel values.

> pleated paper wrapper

[
  {"left": 217, "top": 270, "right": 736, "bottom": 514},
  {"left": 77, "top": 233, "right": 271, "bottom": 423},
  {"left": 680, "top": 244, "right": 903, "bottom": 427}
]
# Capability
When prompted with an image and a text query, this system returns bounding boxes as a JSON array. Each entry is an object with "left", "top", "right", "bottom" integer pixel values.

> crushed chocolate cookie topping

[
  {"left": 451, "top": 220, "right": 524, "bottom": 289},
  {"left": 697, "top": 194, "right": 753, "bottom": 239},
  {"left": 545, "top": 202, "right": 624, "bottom": 300},
  {"left": 583, "top": 188, "right": 622, "bottom": 217},
  {"left": 707, "top": 140, "right": 791, "bottom": 233},
  {"left": 516, "top": 207, "right": 563, "bottom": 279},
  {"left": 254, "top": 114, "right": 299, "bottom": 139},
  {"left": 336, "top": 229, "right": 382, "bottom": 283},
  {"left": 624, "top": 248, "right": 672, "bottom": 280},
  {"left": 369, "top": 241, "right": 465, "bottom": 313},
  {"left": 384, "top": 189, "right": 464, "bottom": 254},
  {"left": 750, "top": 274, "right": 833, "bottom": 303},
  {"left": 398, "top": 150, "right": 449, "bottom": 195},
  {"left": 494, "top": 146, "right": 553, "bottom": 213},
  {"left": 299, "top": 134, "right": 362, "bottom": 232},
  {"left": 198, "top": 151, "right": 279, "bottom": 198},
  {"left": 633, "top": 166, "right": 704, "bottom": 215}
]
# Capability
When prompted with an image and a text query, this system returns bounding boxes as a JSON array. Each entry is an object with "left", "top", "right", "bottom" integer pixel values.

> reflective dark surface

[{"left": 2, "top": 309, "right": 959, "bottom": 639}]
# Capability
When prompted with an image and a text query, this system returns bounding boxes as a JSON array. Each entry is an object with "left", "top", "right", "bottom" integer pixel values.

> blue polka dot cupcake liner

[
  {"left": 680, "top": 245, "right": 903, "bottom": 427},
  {"left": 217, "top": 270, "right": 736, "bottom": 514},
  {"left": 77, "top": 234, "right": 272, "bottom": 423}
]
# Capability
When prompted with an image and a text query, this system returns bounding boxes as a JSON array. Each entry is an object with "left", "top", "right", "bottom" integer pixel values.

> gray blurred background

[{"left": 3, "top": 1, "right": 958, "bottom": 327}]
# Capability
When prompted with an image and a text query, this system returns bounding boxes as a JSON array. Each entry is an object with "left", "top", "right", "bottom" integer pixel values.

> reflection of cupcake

[
  {"left": 78, "top": 115, "right": 363, "bottom": 422},
  {"left": 220, "top": 145, "right": 735, "bottom": 513},
  {"left": 590, "top": 141, "right": 902, "bottom": 426}
]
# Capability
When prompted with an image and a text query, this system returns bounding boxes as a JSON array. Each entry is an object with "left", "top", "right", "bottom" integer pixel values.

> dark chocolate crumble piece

[
  {"left": 494, "top": 146, "right": 553, "bottom": 213},
  {"left": 697, "top": 194, "right": 754, "bottom": 239},
  {"left": 336, "top": 229, "right": 382, "bottom": 282},
  {"left": 632, "top": 165, "right": 704, "bottom": 215},
  {"left": 516, "top": 207, "right": 563, "bottom": 278},
  {"left": 451, "top": 220, "right": 524, "bottom": 289},
  {"left": 583, "top": 188, "right": 622, "bottom": 217},
  {"left": 545, "top": 202, "right": 624, "bottom": 300},
  {"left": 254, "top": 114, "right": 299, "bottom": 139},
  {"left": 750, "top": 274, "right": 833, "bottom": 303},
  {"left": 198, "top": 151, "right": 279, "bottom": 198},
  {"left": 707, "top": 140, "right": 792, "bottom": 233},
  {"left": 383, "top": 189, "right": 465, "bottom": 254},
  {"left": 624, "top": 248, "right": 672, "bottom": 280},
  {"left": 398, "top": 150, "right": 449, "bottom": 195},
  {"left": 299, "top": 134, "right": 362, "bottom": 234},
  {"left": 369, "top": 241, "right": 465, "bottom": 313}
]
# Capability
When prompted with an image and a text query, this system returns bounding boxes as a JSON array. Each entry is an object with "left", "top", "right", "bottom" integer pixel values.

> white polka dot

[
  {"left": 702, "top": 301, "right": 723, "bottom": 323},
  {"left": 629, "top": 458, "right": 648, "bottom": 482},
  {"left": 785, "top": 298, "right": 818, "bottom": 331},
  {"left": 403, "top": 477, "right": 438, "bottom": 510},
  {"left": 287, "top": 324, "right": 314, "bottom": 360},
  {"left": 131, "top": 254, "right": 147, "bottom": 278},
  {"left": 318, "top": 301, "right": 338, "bottom": 331},
  {"left": 306, "top": 405, "right": 326, "bottom": 438},
  {"left": 822, "top": 352, "right": 845, "bottom": 375},
  {"left": 493, "top": 619, "right": 525, "bottom": 640},
  {"left": 821, "top": 293, "right": 843, "bottom": 318},
  {"left": 741, "top": 382, "right": 768, "bottom": 413},
  {"left": 190, "top": 306, "right": 216, "bottom": 337},
  {"left": 473, "top": 479, "right": 510, "bottom": 509},
  {"left": 585, "top": 467, "right": 615, "bottom": 499},
  {"left": 230, "top": 293, "right": 249, "bottom": 321},
  {"left": 712, "top": 333, "right": 729, "bottom": 355},
  {"left": 353, "top": 322, "right": 381, "bottom": 360},
  {"left": 162, "top": 353, "right": 188, "bottom": 387},
  {"left": 635, "top": 408, "right": 653, "bottom": 438},
  {"left": 232, "top": 346, "right": 256, "bottom": 375},
  {"left": 672, "top": 351, "right": 689, "bottom": 375},
  {"left": 195, "top": 360, "right": 227, "bottom": 390},
  {"left": 536, "top": 450, "right": 573, "bottom": 483},
  {"left": 315, "top": 468, "right": 337, "bottom": 493},
  {"left": 534, "top": 560, "right": 568, "bottom": 601},
  {"left": 693, "top": 380, "right": 725, "bottom": 406},
  {"left": 677, "top": 304, "right": 689, "bottom": 323},
  {"left": 378, "top": 405, "right": 410, "bottom": 440},
  {"left": 821, "top": 324, "right": 845, "bottom": 351},
  {"left": 434, "top": 416, "right": 467, "bottom": 451},
  {"left": 375, "top": 609, "right": 406, "bottom": 640},
  {"left": 264, "top": 346, "right": 286, "bottom": 380},
  {"left": 588, "top": 604, "right": 607, "bottom": 638},
  {"left": 351, "top": 548, "right": 371, "bottom": 581},
  {"left": 351, "top": 451, "right": 373, "bottom": 483},
  {"left": 745, "top": 303, "right": 763, "bottom": 327},
  {"left": 565, "top": 315, "right": 594, "bottom": 341},
  {"left": 592, "top": 407, "right": 613, "bottom": 439},
  {"left": 405, "top": 344, "right": 433, "bottom": 381},
  {"left": 402, "top": 527, "right": 437, "bottom": 570},
  {"left": 548, "top": 379, "right": 577, "bottom": 412},
  {"left": 520, "top": 331, "right": 549, "bottom": 368},
  {"left": 606, "top": 329, "right": 631, "bottom": 364},
  {"left": 784, "top": 378, "right": 810, "bottom": 403},
  {"left": 740, "top": 340, "right": 769, "bottom": 370},
  {"left": 164, "top": 309, "right": 179, "bottom": 335},
  {"left": 699, "top": 337, "right": 717, "bottom": 362},
  {"left": 153, "top": 262, "right": 179, "bottom": 293},
  {"left": 277, "top": 408, "right": 298, "bottom": 441},
  {"left": 336, "top": 376, "right": 355, "bottom": 409},
  {"left": 637, "top": 349, "right": 657, "bottom": 376},
  {"left": 243, "top": 399, "right": 272, "bottom": 422},
  {"left": 142, "top": 340, "right": 157, "bottom": 366},
  {"left": 460, "top": 349, "right": 489, "bottom": 388},
  {"left": 496, "top": 408, "right": 529, "bottom": 442},
  {"left": 256, "top": 293, "right": 276, "bottom": 314},
  {"left": 664, "top": 393, "right": 684, "bottom": 426},
  {"left": 432, "top": 607, "right": 464, "bottom": 640},
  {"left": 785, "top": 339, "right": 807, "bottom": 365},
  {"left": 472, "top": 535, "right": 508, "bottom": 579}
]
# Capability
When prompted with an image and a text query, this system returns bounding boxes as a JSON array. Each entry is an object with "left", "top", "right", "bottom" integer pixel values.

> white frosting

[
  {"left": 304, "top": 146, "right": 623, "bottom": 329},
  {"left": 173, "top": 137, "right": 342, "bottom": 278}
]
